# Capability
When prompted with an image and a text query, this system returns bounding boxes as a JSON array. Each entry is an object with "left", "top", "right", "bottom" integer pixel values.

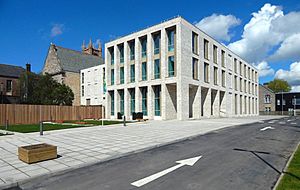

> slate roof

[
  {"left": 55, "top": 45, "right": 104, "bottom": 73},
  {"left": 0, "top": 64, "right": 25, "bottom": 78}
]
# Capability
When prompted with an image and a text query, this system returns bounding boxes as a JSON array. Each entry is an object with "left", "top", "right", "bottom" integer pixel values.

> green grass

[
  {"left": 0, "top": 120, "right": 124, "bottom": 133},
  {"left": 276, "top": 145, "right": 300, "bottom": 190}
]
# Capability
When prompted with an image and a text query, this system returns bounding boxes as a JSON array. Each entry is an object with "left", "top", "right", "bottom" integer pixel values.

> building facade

[
  {"left": 42, "top": 42, "right": 104, "bottom": 105},
  {"left": 105, "top": 17, "right": 259, "bottom": 120},
  {"left": 80, "top": 65, "right": 105, "bottom": 105},
  {"left": 0, "top": 63, "right": 29, "bottom": 104},
  {"left": 275, "top": 92, "right": 300, "bottom": 114},
  {"left": 259, "top": 84, "right": 275, "bottom": 114}
]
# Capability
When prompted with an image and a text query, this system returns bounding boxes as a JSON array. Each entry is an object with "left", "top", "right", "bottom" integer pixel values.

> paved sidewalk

[{"left": 0, "top": 116, "right": 283, "bottom": 188}]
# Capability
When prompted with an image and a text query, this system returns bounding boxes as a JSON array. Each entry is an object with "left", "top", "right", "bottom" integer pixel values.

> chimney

[{"left": 26, "top": 63, "right": 31, "bottom": 72}]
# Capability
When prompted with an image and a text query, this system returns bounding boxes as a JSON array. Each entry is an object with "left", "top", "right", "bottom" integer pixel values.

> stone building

[
  {"left": 42, "top": 41, "right": 104, "bottom": 105},
  {"left": 259, "top": 84, "right": 275, "bottom": 114},
  {"left": 105, "top": 16, "right": 259, "bottom": 120},
  {"left": 0, "top": 63, "right": 29, "bottom": 104}
]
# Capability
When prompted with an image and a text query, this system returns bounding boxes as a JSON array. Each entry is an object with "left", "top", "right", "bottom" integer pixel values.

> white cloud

[
  {"left": 195, "top": 14, "right": 241, "bottom": 42},
  {"left": 253, "top": 61, "right": 274, "bottom": 77},
  {"left": 269, "top": 33, "right": 300, "bottom": 61},
  {"left": 291, "top": 86, "right": 300, "bottom": 92},
  {"left": 275, "top": 62, "right": 300, "bottom": 87},
  {"left": 50, "top": 24, "right": 64, "bottom": 37},
  {"left": 228, "top": 3, "right": 283, "bottom": 63}
]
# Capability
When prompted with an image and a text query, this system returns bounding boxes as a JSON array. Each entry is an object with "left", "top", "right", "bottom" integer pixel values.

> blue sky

[{"left": 0, "top": 0, "right": 300, "bottom": 90}]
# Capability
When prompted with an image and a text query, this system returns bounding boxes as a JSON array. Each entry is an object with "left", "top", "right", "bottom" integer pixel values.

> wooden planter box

[{"left": 18, "top": 143, "right": 57, "bottom": 164}]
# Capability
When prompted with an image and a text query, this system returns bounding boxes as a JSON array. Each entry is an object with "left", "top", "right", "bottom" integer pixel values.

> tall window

[
  {"left": 141, "top": 38, "right": 147, "bottom": 58},
  {"left": 109, "top": 47, "right": 114, "bottom": 65},
  {"left": 130, "top": 89, "right": 135, "bottom": 114},
  {"left": 240, "top": 62, "right": 243, "bottom": 76},
  {"left": 167, "top": 29, "right": 175, "bottom": 52},
  {"left": 265, "top": 94, "right": 271, "bottom": 103},
  {"left": 192, "top": 58, "right": 198, "bottom": 80},
  {"left": 81, "top": 85, "right": 84, "bottom": 96},
  {"left": 111, "top": 69, "right": 114, "bottom": 85},
  {"left": 119, "top": 90, "right": 124, "bottom": 115},
  {"left": 222, "top": 70, "right": 225, "bottom": 87},
  {"left": 244, "top": 65, "right": 247, "bottom": 78},
  {"left": 192, "top": 32, "right": 198, "bottom": 54},
  {"left": 204, "top": 62, "right": 209, "bottom": 83},
  {"left": 153, "top": 34, "right": 160, "bottom": 55},
  {"left": 154, "top": 59, "right": 160, "bottom": 79},
  {"left": 81, "top": 73, "right": 84, "bottom": 83},
  {"left": 119, "top": 44, "right": 124, "bottom": 63},
  {"left": 244, "top": 80, "right": 247, "bottom": 92},
  {"left": 214, "top": 67, "right": 218, "bottom": 85},
  {"left": 234, "top": 76, "right": 238, "bottom": 90},
  {"left": 240, "top": 78, "right": 243, "bottom": 92},
  {"left": 129, "top": 41, "right": 135, "bottom": 60},
  {"left": 120, "top": 67, "right": 124, "bottom": 84},
  {"left": 141, "top": 88, "right": 147, "bottom": 116},
  {"left": 142, "top": 62, "right": 147, "bottom": 81},
  {"left": 168, "top": 56, "right": 175, "bottom": 77},
  {"left": 110, "top": 91, "right": 114, "bottom": 115},
  {"left": 234, "top": 58, "right": 237, "bottom": 73},
  {"left": 154, "top": 86, "right": 161, "bottom": 116},
  {"left": 204, "top": 39, "right": 209, "bottom": 60},
  {"left": 130, "top": 65, "right": 135, "bottom": 82},
  {"left": 221, "top": 50, "right": 225, "bottom": 67},
  {"left": 213, "top": 45, "right": 217, "bottom": 64}
]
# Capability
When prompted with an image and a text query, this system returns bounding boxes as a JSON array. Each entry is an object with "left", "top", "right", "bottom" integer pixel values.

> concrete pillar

[
  {"left": 192, "top": 85, "right": 201, "bottom": 119},
  {"left": 136, "top": 87, "right": 141, "bottom": 112},
  {"left": 148, "top": 85, "right": 154, "bottom": 119},
  {"left": 124, "top": 88, "right": 130, "bottom": 119},
  {"left": 177, "top": 83, "right": 189, "bottom": 120}
]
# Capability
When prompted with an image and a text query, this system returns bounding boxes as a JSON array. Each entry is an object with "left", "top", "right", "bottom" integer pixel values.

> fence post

[
  {"left": 40, "top": 121, "right": 43, "bottom": 136},
  {"left": 5, "top": 120, "right": 8, "bottom": 130}
]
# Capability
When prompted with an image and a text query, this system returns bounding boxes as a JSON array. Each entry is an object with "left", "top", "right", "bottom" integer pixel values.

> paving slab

[{"left": 0, "top": 116, "right": 284, "bottom": 189}]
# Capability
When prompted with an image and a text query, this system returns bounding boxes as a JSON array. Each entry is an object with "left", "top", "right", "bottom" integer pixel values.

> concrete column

[
  {"left": 202, "top": 88, "right": 211, "bottom": 118},
  {"left": 192, "top": 85, "right": 201, "bottom": 119},
  {"left": 177, "top": 82, "right": 189, "bottom": 120},
  {"left": 124, "top": 88, "right": 130, "bottom": 119},
  {"left": 148, "top": 85, "right": 154, "bottom": 119},
  {"left": 136, "top": 87, "right": 141, "bottom": 112},
  {"left": 124, "top": 42, "right": 129, "bottom": 84},
  {"left": 160, "top": 28, "right": 166, "bottom": 78}
]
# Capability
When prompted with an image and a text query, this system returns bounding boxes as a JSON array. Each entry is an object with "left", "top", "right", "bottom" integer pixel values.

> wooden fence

[{"left": 0, "top": 104, "right": 104, "bottom": 125}]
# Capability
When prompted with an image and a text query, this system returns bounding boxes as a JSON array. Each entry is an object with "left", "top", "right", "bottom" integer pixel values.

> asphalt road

[{"left": 9, "top": 117, "right": 300, "bottom": 190}]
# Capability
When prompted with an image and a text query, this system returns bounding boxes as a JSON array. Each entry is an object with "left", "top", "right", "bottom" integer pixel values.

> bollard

[
  {"left": 5, "top": 120, "right": 8, "bottom": 130},
  {"left": 40, "top": 122, "right": 43, "bottom": 136},
  {"left": 123, "top": 116, "right": 126, "bottom": 126}
]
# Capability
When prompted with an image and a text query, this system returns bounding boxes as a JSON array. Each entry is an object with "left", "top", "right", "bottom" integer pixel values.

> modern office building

[
  {"left": 275, "top": 92, "right": 300, "bottom": 114},
  {"left": 80, "top": 65, "right": 105, "bottom": 105},
  {"left": 105, "top": 16, "right": 259, "bottom": 120}
]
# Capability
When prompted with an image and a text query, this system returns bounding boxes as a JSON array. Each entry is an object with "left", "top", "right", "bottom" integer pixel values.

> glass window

[
  {"left": 168, "top": 29, "right": 175, "bottom": 52},
  {"left": 204, "top": 39, "right": 209, "bottom": 60},
  {"left": 154, "top": 59, "right": 160, "bottom": 79},
  {"left": 120, "top": 67, "right": 124, "bottom": 84},
  {"left": 81, "top": 85, "right": 84, "bottom": 96},
  {"left": 234, "top": 76, "right": 238, "bottom": 90},
  {"left": 214, "top": 67, "right": 218, "bottom": 85},
  {"left": 111, "top": 69, "right": 114, "bottom": 85},
  {"left": 283, "top": 99, "right": 286, "bottom": 105},
  {"left": 142, "top": 62, "right": 147, "bottom": 81},
  {"left": 265, "top": 95, "right": 271, "bottom": 103},
  {"left": 204, "top": 62, "right": 209, "bottom": 83},
  {"left": 141, "top": 38, "right": 147, "bottom": 58},
  {"left": 110, "top": 91, "right": 114, "bottom": 115},
  {"left": 141, "top": 88, "right": 147, "bottom": 116},
  {"left": 130, "top": 89, "right": 135, "bottom": 114},
  {"left": 221, "top": 50, "right": 225, "bottom": 67},
  {"left": 192, "top": 58, "right": 198, "bottom": 80},
  {"left": 192, "top": 32, "right": 198, "bottom": 54},
  {"left": 154, "top": 34, "right": 160, "bottom": 55},
  {"left": 119, "top": 90, "right": 124, "bottom": 115},
  {"left": 213, "top": 45, "right": 217, "bottom": 64},
  {"left": 277, "top": 99, "right": 280, "bottom": 106},
  {"left": 130, "top": 65, "right": 135, "bottom": 82},
  {"left": 234, "top": 58, "right": 237, "bottom": 73},
  {"left": 119, "top": 44, "right": 124, "bottom": 63},
  {"left": 129, "top": 41, "right": 135, "bottom": 60},
  {"left": 222, "top": 70, "right": 225, "bottom": 87},
  {"left": 6, "top": 80, "right": 12, "bottom": 92},
  {"left": 81, "top": 73, "right": 84, "bottom": 83},
  {"left": 154, "top": 86, "right": 161, "bottom": 116},
  {"left": 168, "top": 56, "right": 175, "bottom": 77},
  {"left": 109, "top": 48, "right": 114, "bottom": 65}
]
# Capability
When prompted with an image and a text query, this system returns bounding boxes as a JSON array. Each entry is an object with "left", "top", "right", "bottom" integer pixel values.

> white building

[
  {"left": 105, "top": 16, "right": 259, "bottom": 120},
  {"left": 80, "top": 64, "right": 106, "bottom": 105}
]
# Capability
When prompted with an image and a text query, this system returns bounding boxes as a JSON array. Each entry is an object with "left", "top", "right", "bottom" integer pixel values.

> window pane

[
  {"left": 168, "top": 30, "right": 175, "bottom": 52},
  {"left": 142, "top": 88, "right": 147, "bottom": 116},
  {"left": 154, "top": 59, "right": 160, "bottom": 79},
  {"left": 111, "top": 69, "right": 114, "bottom": 85},
  {"left": 154, "top": 86, "right": 161, "bottom": 116},
  {"left": 168, "top": 56, "right": 175, "bottom": 77},
  {"left": 142, "top": 62, "right": 147, "bottom": 81},
  {"left": 154, "top": 35, "right": 160, "bottom": 54},
  {"left": 120, "top": 67, "right": 124, "bottom": 84},
  {"left": 130, "top": 65, "right": 135, "bottom": 82}
]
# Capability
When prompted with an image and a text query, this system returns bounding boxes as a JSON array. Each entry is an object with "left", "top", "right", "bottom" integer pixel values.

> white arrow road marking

[
  {"left": 260, "top": 126, "right": 275, "bottom": 131},
  {"left": 131, "top": 156, "right": 202, "bottom": 187}
]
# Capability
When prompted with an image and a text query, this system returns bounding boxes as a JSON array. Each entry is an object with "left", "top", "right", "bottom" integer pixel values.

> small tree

[
  {"left": 267, "top": 79, "right": 291, "bottom": 93},
  {"left": 19, "top": 73, "right": 74, "bottom": 105}
]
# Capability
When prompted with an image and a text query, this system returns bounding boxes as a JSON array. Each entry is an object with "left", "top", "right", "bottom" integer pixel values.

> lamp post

[
  {"left": 0, "top": 82, "right": 4, "bottom": 104},
  {"left": 294, "top": 95, "right": 296, "bottom": 116},
  {"left": 281, "top": 90, "right": 283, "bottom": 115}
]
